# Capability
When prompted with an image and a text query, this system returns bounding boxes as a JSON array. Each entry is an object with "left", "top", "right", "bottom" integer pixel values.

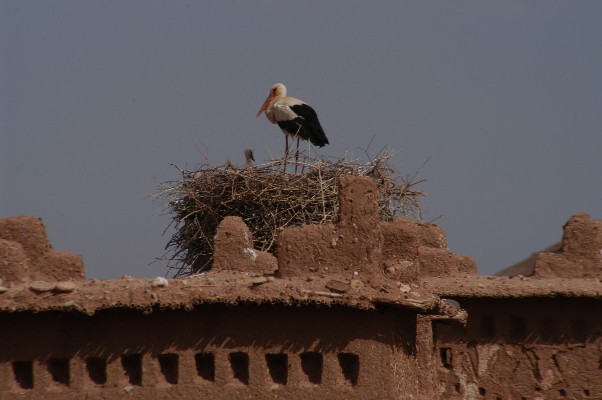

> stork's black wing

[{"left": 278, "top": 104, "right": 329, "bottom": 147}]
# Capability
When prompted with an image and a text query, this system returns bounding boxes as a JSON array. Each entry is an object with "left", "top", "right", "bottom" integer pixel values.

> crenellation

[
  {"left": 213, "top": 216, "right": 277, "bottom": 275},
  {"left": 0, "top": 217, "right": 84, "bottom": 284},
  {"left": 533, "top": 213, "right": 602, "bottom": 278}
]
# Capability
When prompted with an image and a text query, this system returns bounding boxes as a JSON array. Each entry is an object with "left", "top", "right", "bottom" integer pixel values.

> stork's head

[
  {"left": 244, "top": 148, "right": 255, "bottom": 162},
  {"left": 256, "top": 83, "right": 287, "bottom": 117}
]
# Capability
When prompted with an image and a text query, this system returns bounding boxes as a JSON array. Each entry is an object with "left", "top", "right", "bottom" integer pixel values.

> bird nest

[{"left": 156, "top": 151, "right": 424, "bottom": 278}]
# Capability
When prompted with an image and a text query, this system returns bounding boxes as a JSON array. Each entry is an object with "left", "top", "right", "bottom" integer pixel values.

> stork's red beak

[{"left": 256, "top": 94, "right": 273, "bottom": 117}]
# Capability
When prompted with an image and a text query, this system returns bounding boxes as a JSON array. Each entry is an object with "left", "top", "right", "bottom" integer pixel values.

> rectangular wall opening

[
  {"left": 229, "top": 352, "right": 249, "bottom": 385},
  {"left": 195, "top": 353, "right": 215, "bottom": 382},
  {"left": 509, "top": 316, "right": 526, "bottom": 342},
  {"left": 570, "top": 319, "right": 587, "bottom": 342},
  {"left": 265, "top": 354, "right": 288, "bottom": 385},
  {"left": 337, "top": 353, "right": 359, "bottom": 386},
  {"left": 12, "top": 361, "right": 33, "bottom": 390},
  {"left": 86, "top": 357, "right": 107, "bottom": 385},
  {"left": 300, "top": 352, "right": 323, "bottom": 384},
  {"left": 158, "top": 353, "right": 179, "bottom": 384},
  {"left": 121, "top": 354, "right": 143, "bottom": 386},
  {"left": 479, "top": 315, "right": 495, "bottom": 339},
  {"left": 439, "top": 347, "right": 453, "bottom": 369},
  {"left": 539, "top": 318, "right": 558, "bottom": 343},
  {"left": 47, "top": 358, "right": 70, "bottom": 386}
]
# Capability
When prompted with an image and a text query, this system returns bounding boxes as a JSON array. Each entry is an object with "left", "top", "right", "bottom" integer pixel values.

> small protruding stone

[
  {"left": 243, "top": 248, "right": 258, "bottom": 261},
  {"left": 398, "top": 283, "right": 411, "bottom": 293},
  {"left": 151, "top": 277, "right": 169, "bottom": 288},
  {"left": 54, "top": 281, "right": 76, "bottom": 293},
  {"left": 0, "top": 286, "right": 8, "bottom": 294},
  {"left": 442, "top": 298, "right": 461, "bottom": 310},
  {"left": 325, "top": 279, "right": 350, "bottom": 293},
  {"left": 29, "top": 281, "right": 55, "bottom": 293},
  {"left": 249, "top": 276, "right": 275, "bottom": 285},
  {"left": 124, "top": 385, "right": 134, "bottom": 394},
  {"left": 350, "top": 280, "right": 363, "bottom": 290},
  {"left": 380, "top": 286, "right": 390, "bottom": 293},
  {"left": 63, "top": 300, "right": 76, "bottom": 308}
]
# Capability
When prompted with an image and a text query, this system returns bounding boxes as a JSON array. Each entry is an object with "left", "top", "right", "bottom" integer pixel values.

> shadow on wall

[{"left": 0, "top": 304, "right": 417, "bottom": 363}]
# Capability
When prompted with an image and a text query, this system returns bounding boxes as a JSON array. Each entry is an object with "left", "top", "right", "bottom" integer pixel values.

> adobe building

[
  {"left": 1, "top": 177, "right": 601, "bottom": 399},
  {"left": 424, "top": 213, "right": 602, "bottom": 399}
]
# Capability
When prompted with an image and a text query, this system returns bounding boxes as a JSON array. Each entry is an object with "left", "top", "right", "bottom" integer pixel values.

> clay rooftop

[
  {"left": 423, "top": 275, "right": 602, "bottom": 298},
  {"left": 0, "top": 271, "right": 450, "bottom": 316}
]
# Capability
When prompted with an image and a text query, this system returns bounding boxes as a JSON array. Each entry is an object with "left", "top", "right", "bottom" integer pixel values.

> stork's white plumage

[{"left": 256, "top": 83, "right": 329, "bottom": 160}]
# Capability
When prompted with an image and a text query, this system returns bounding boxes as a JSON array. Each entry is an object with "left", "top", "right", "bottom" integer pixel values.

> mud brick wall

[
  {"left": 276, "top": 175, "right": 475, "bottom": 282},
  {"left": 533, "top": 213, "right": 602, "bottom": 279},
  {"left": 0, "top": 216, "right": 84, "bottom": 285},
  {"left": 0, "top": 304, "right": 426, "bottom": 400},
  {"left": 433, "top": 297, "right": 602, "bottom": 399}
]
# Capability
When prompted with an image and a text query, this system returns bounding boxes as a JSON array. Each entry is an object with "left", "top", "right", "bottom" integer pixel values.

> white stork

[{"left": 256, "top": 83, "right": 329, "bottom": 166}]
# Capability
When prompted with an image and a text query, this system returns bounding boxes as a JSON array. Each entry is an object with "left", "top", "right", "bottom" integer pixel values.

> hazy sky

[{"left": 2, "top": 1, "right": 601, "bottom": 279}]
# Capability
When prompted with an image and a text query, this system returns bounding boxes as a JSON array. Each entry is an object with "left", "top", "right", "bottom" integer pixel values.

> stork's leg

[
  {"left": 294, "top": 137, "right": 301, "bottom": 173},
  {"left": 301, "top": 141, "right": 311, "bottom": 173},
  {"left": 283, "top": 135, "right": 289, "bottom": 172},
  {"left": 292, "top": 124, "right": 304, "bottom": 173}
]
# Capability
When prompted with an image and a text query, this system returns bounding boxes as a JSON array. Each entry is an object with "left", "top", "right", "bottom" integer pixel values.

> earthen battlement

[{"left": 0, "top": 216, "right": 84, "bottom": 286}]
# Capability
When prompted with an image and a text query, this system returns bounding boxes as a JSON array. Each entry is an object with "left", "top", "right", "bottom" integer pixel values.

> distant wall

[
  {"left": 533, "top": 213, "right": 602, "bottom": 279},
  {"left": 433, "top": 298, "right": 602, "bottom": 399}
]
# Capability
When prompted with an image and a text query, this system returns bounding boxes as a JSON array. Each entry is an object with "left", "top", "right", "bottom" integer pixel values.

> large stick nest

[{"left": 156, "top": 151, "right": 424, "bottom": 278}]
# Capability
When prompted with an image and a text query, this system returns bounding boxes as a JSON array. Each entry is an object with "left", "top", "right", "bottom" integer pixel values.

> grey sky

[{"left": 2, "top": 1, "right": 601, "bottom": 279}]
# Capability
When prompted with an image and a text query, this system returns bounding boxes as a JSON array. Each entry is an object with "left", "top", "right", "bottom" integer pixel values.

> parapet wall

[
  {"left": 214, "top": 175, "right": 476, "bottom": 283},
  {"left": 0, "top": 217, "right": 84, "bottom": 286},
  {"left": 533, "top": 213, "right": 602, "bottom": 278}
]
